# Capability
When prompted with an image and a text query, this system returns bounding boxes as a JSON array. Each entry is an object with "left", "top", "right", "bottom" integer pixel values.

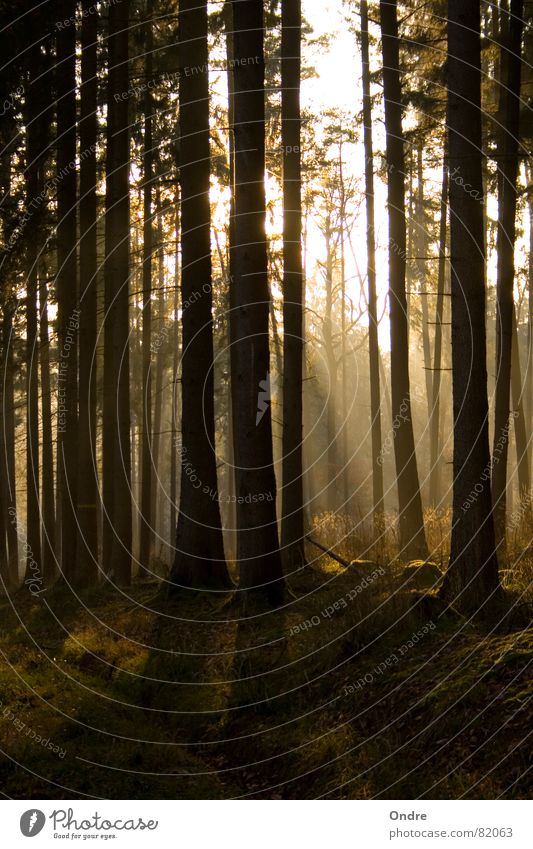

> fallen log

[{"left": 305, "top": 535, "right": 351, "bottom": 568}]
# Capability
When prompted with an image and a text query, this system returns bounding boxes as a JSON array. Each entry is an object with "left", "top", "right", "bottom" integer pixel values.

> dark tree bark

[
  {"left": 416, "top": 148, "right": 433, "bottom": 421},
  {"left": 527, "top": 166, "right": 533, "bottom": 434},
  {"left": 140, "top": 0, "right": 154, "bottom": 573},
  {"left": 169, "top": 190, "right": 180, "bottom": 556},
  {"left": 0, "top": 297, "right": 19, "bottom": 592},
  {"left": 223, "top": 0, "right": 238, "bottom": 559},
  {"left": 39, "top": 276, "right": 57, "bottom": 584},
  {"left": 361, "top": 0, "right": 384, "bottom": 530},
  {"left": 103, "top": 0, "right": 132, "bottom": 584},
  {"left": 229, "top": 0, "right": 284, "bottom": 599},
  {"left": 492, "top": 0, "right": 524, "bottom": 553},
  {"left": 24, "top": 41, "right": 43, "bottom": 580},
  {"left": 280, "top": 0, "right": 305, "bottom": 568},
  {"left": 441, "top": 0, "right": 500, "bottom": 611},
  {"left": 170, "top": 0, "right": 230, "bottom": 590},
  {"left": 511, "top": 307, "right": 531, "bottom": 519},
  {"left": 56, "top": 0, "right": 79, "bottom": 580},
  {"left": 77, "top": 0, "right": 99, "bottom": 586},
  {"left": 0, "top": 137, "right": 18, "bottom": 591},
  {"left": 151, "top": 203, "right": 165, "bottom": 538},
  {"left": 379, "top": 0, "right": 428, "bottom": 559},
  {"left": 429, "top": 158, "right": 448, "bottom": 507}
]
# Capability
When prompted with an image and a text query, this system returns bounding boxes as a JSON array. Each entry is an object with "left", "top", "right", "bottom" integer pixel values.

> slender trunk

[
  {"left": 77, "top": 0, "right": 99, "bottom": 586},
  {"left": 39, "top": 277, "right": 57, "bottom": 583},
  {"left": 140, "top": 0, "right": 154, "bottom": 572},
  {"left": 492, "top": 0, "right": 524, "bottom": 555},
  {"left": 441, "top": 0, "right": 500, "bottom": 612},
  {"left": 24, "top": 43, "right": 42, "bottom": 580},
  {"left": 429, "top": 158, "right": 448, "bottom": 507},
  {"left": 229, "top": 0, "right": 284, "bottom": 599},
  {"left": 511, "top": 306, "right": 531, "bottom": 516},
  {"left": 0, "top": 298, "right": 19, "bottom": 591},
  {"left": 323, "top": 220, "right": 338, "bottom": 513},
  {"left": 379, "top": 0, "right": 428, "bottom": 559},
  {"left": 103, "top": 0, "right": 132, "bottom": 584},
  {"left": 170, "top": 0, "right": 230, "bottom": 590},
  {"left": 527, "top": 167, "right": 533, "bottom": 432},
  {"left": 361, "top": 0, "right": 384, "bottom": 530},
  {"left": 169, "top": 191, "right": 180, "bottom": 555},
  {"left": 416, "top": 148, "right": 433, "bottom": 420},
  {"left": 360, "top": 0, "right": 384, "bottom": 529},
  {"left": 339, "top": 144, "right": 349, "bottom": 511},
  {"left": 151, "top": 205, "right": 165, "bottom": 537}
]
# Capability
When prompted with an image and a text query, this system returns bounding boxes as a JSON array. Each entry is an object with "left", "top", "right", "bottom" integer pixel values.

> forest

[{"left": 0, "top": 0, "right": 531, "bottom": 800}]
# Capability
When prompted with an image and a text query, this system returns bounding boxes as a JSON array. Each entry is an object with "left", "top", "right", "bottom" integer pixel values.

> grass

[{"left": 0, "top": 529, "right": 531, "bottom": 799}]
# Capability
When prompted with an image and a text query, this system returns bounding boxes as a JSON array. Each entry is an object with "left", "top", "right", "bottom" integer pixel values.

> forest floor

[{"left": 0, "top": 551, "right": 531, "bottom": 799}]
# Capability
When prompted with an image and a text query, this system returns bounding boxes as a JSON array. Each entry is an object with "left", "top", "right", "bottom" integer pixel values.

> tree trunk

[
  {"left": 103, "top": 0, "right": 132, "bottom": 584},
  {"left": 169, "top": 190, "right": 180, "bottom": 558},
  {"left": 429, "top": 158, "right": 448, "bottom": 507},
  {"left": 77, "top": 0, "right": 99, "bottom": 586},
  {"left": 416, "top": 148, "right": 433, "bottom": 421},
  {"left": 339, "top": 144, "right": 349, "bottom": 511},
  {"left": 0, "top": 298, "right": 19, "bottom": 592},
  {"left": 24, "top": 41, "right": 43, "bottom": 581},
  {"left": 151, "top": 202, "right": 165, "bottom": 540},
  {"left": 379, "top": 0, "right": 428, "bottom": 559},
  {"left": 140, "top": 0, "right": 154, "bottom": 573},
  {"left": 280, "top": 0, "right": 305, "bottom": 568},
  {"left": 441, "top": 0, "right": 500, "bottom": 612},
  {"left": 56, "top": 0, "right": 79, "bottom": 580},
  {"left": 492, "top": 0, "right": 524, "bottom": 554},
  {"left": 511, "top": 306, "right": 531, "bottom": 519},
  {"left": 223, "top": 0, "right": 238, "bottom": 561},
  {"left": 323, "top": 218, "right": 339, "bottom": 513},
  {"left": 229, "top": 0, "right": 284, "bottom": 599},
  {"left": 170, "top": 0, "right": 230, "bottom": 590},
  {"left": 39, "top": 276, "right": 57, "bottom": 584},
  {"left": 527, "top": 167, "right": 533, "bottom": 433},
  {"left": 361, "top": 0, "right": 384, "bottom": 531}
]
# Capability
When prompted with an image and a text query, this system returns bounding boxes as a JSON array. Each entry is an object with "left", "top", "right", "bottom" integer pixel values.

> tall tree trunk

[
  {"left": 24, "top": 42, "right": 43, "bottom": 581},
  {"left": 280, "top": 0, "right": 305, "bottom": 568},
  {"left": 511, "top": 306, "right": 531, "bottom": 518},
  {"left": 441, "top": 0, "right": 500, "bottom": 612},
  {"left": 223, "top": 0, "right": 238, "bottom": 560},
  {"left": 169, "top": 190, "right": 180, "bottom": 557},
  {"left": 0, "top": 138, "right": 18, "bottom": 590},
  {"left": 77, "top": 0, "right": 99, "bottom": 586},
  {"left": 39, "top": 276, "right": 57, "bottom": 584},
  {"left": 140, "top": 0, "right": 154, "bottom": 573},
  {"left": 170, "top": 0, "right": 230, "bottom": 590},
  {"left": 429, "top": 158, "right": 448, "bottom": 507},
  {"left": 323, "top": 218, "right": 339, "bottom": 513},
  {"left": 379, "top": 0, "right": 428, "bottom": 559},
  {"left": 492, "top": 0, "right": 524, "bottom": 554},
  {"left": 526, "top": 167, "right": 533, "bottom": 433},
  {"left": 361, "top": 0, "right": 384, "bottom": 531},
  {"left": 103, "top": 0, "right": 132, "bottom": 584},
  {"left": 416, "top": 147, "right": 433, "bottom": 421},
  {"left": 339, "top": 143, "right": 349, "bottom": 511},
  {"left": 229, "top": 0, "right": 284, "bottom": 599},
  {"left": 56, "top": 0, "right": 79, "bottom": 580},
  {"left": 151, "top": 202, "right": 165, "bottom": 540},
  {"left": 0, "top": 298, "right": 19, "bottom": 592}
]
